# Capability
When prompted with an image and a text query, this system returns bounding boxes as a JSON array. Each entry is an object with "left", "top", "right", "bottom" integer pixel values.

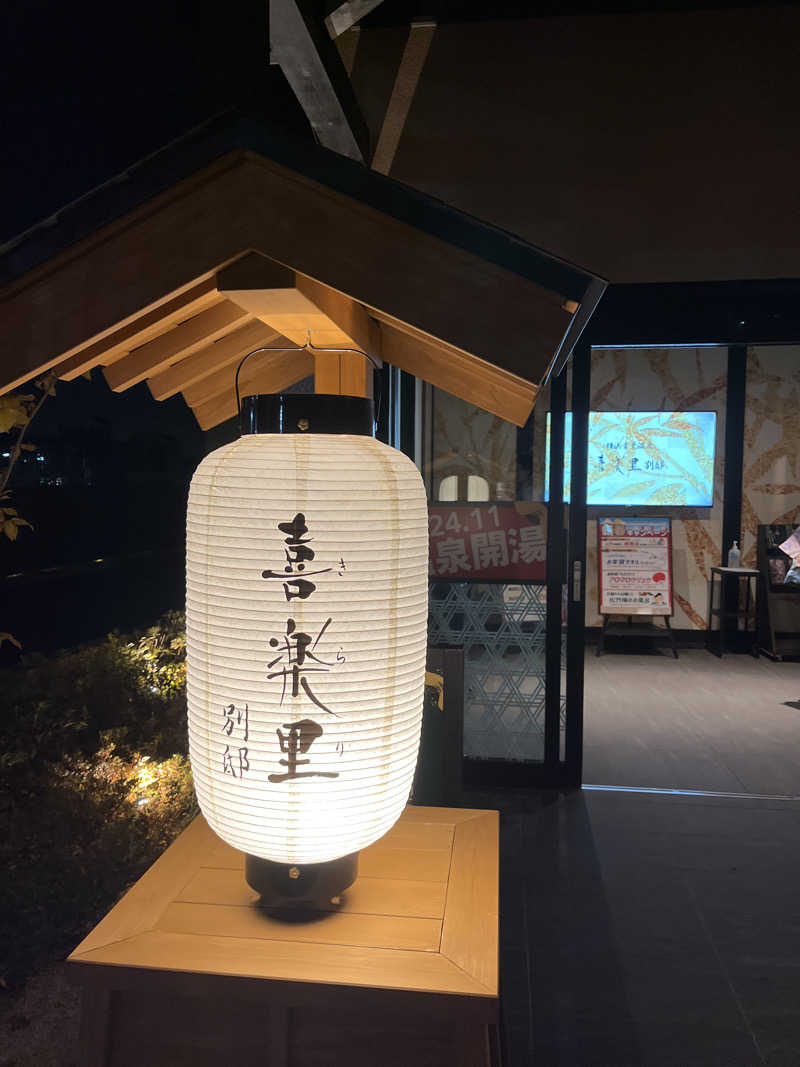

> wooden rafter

[
  {"left": 147, "top": 321, "right": 281, "bottom": 401},
  {"left": 179, "top": 339, "right": 295, "bottom": 408},
  {"left": 52, "top": 278, "right": 221, "bottom": 381},
  {"left": 104, "top": 301, "right": 250, "bottom": 393},
  {"left": 373, "top": 314, "right": 537, "bottom": 426},
  {"left": 187, "top": 349, "right": 314, "bottom": 430},
  {"left": 294, "top": 272, "right": 371, "bottom": 352}
]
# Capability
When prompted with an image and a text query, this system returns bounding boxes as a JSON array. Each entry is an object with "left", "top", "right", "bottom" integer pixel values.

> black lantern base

[{"left": 245, "top": 852, "right": 359, "bottom": 909}]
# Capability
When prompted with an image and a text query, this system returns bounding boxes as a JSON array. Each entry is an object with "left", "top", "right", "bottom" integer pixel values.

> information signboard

[
  {"left": 428, "top": 503, "right": 546, "bottom": 581},
  {"left": 597, "top": 516, "right": 673, "bottom": 615}
]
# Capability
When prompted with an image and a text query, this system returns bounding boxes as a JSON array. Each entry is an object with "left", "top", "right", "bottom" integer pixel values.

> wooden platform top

[{"left": 68, "top": 806, "right": 499, "bottom": 1019}]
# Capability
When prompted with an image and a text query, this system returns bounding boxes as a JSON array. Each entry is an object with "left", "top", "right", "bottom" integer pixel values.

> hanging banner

[
  {"left": 598, "top": 516, "right": 673, "bottom": 615},
  {"left": 428, "top": 503, "right": 546, "bottom": 581}
]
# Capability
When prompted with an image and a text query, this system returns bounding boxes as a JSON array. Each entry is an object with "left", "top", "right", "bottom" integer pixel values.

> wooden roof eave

[{"left": 0, "top": 139, "right": 603, "bottom": 429}]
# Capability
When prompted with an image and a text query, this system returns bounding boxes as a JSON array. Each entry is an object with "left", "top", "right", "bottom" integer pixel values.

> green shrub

[{"left": 0, "top": 612, "right": 197, "bottom": 992}]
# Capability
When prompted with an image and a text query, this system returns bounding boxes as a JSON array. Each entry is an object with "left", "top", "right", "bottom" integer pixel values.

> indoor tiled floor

[
  {"left": 482, "top": 648, "right": 800, "bottom": 1066},
  {"left": 584, "top": 648, "right": 800, "bottom": 796},
  {"left": 490, "top": 787, "right": 800, "bottom": 1067}
]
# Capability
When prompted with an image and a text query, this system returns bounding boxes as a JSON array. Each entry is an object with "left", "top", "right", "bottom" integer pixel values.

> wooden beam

[
  {"left": 313, "top": 352, "right": 343, "bottom": 395},
  {"left": 223, "top": 287, "right": 355, "bottom": 347},
  {"left": 325, "top": 0, "right": 385, "bottom": 38},
  {"left": 270, "top": 0, "right": 369, "bottom": 162},
  {"left": 295, "top": 273, "right": 372, "bottom": 352},
  {"left": 374, "top": 316, "right": 537, "bottom": 426},
  {"left": 216, "top": 253, "right": 294, "bottom": 293},
  {"left": 313, "top": 350, "right": 371, "bottom": 397},
  {"left": 104, "top": 301, "right": 250, "bottom": 392},
  {"left": 371, "top": 22, "right": 436, "bottom": 176},
  {"left": 187, "top": 350, "right": 314, "bottom": 430},
  {"left": 219, "top": 255, "right": 372, "bottom": 351},
  {"left": 52, "top": 278, "right": 221, "bottom": 381},
  {"left": 341, "top": 351, "right": 371, "bottom": 396},
  {"left": 147, "top": 321, "right": 281, "bottom": 401}
]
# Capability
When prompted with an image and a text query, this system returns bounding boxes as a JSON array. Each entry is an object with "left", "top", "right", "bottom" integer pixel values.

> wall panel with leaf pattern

[
  {"left": 585, "top": 347, "right": 727, "bottom": 629},
  {"left": 742, "top": 346, "right": 800, "bottom": 567}
]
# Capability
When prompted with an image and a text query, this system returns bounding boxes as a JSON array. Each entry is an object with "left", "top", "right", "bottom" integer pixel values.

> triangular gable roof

[{"left": 0, "top": 115, "right": 605, "bottom": 428}]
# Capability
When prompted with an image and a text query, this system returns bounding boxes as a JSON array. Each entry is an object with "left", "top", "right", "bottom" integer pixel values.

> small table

[
  {"left": 707, "top": 566, "right": 760, "bottom": 656},
  {"left": 68, "top": 806, "right": 499, "bottom": 1067}
]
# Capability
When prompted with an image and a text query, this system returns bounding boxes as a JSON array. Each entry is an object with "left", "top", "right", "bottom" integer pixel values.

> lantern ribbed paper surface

[{"left": 186, "top": 433, "right": 429, "bottom": 865}]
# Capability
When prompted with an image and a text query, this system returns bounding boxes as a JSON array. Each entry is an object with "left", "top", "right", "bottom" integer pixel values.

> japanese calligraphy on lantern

[
  {"left": 597, "top": 516, "right": 673, "bottom": 616},
  {"left": 258, "top": 512, "right": 343, "bottom": 782},
  {"left": 428, "top": 504, "right": 546, "bottom": 581},
  {"left": 267, "top": 617, "right": 341, "bottom": 716},
  {"left": 261, "top": 511, "right": 345, "bottom": 600},
  {"left": 217, "top": 512, "right": 347, "bottom": 786},
  {"left": 222, "top": 702, "right": 250, "bottom": 778}
]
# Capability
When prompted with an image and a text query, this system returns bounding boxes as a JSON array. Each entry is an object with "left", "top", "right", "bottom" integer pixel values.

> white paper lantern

[{"left": 186, "top": 402, "right": 429, "bottom": 877}]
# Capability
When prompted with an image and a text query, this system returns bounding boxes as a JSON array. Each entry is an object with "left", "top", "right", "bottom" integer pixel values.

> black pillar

[
  {"left": 721, "top": 346, "right": 748, "bottom": 642},
  {"left": 545, "top": 368, "right": 566, "bottom": 769},
  {"left": 565, "top": 340, "right": 591, "bottom": 786}
]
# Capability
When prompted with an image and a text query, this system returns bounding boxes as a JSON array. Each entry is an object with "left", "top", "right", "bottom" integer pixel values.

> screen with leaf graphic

[{"left": 545, "top": 412, "right": 717, "bottom": 505}]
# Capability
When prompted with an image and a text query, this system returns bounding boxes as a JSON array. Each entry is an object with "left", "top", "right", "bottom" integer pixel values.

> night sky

[
  {"left": 0, "top": 0, "right": 310, "bottom": 245},
  {"left": 0, "top": 0, "right": 312, "bottom": 494},
  {"left": 0, "top": 1, "right": 309, "bottom": 639}
]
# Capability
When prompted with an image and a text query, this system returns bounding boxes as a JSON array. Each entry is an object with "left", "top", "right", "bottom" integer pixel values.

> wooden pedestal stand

[{"left": 68, "top": 807, "right": 499, "bottom": 1067}]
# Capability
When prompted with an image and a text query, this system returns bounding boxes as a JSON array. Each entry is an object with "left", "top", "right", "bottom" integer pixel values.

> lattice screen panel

[{"left": 428, "top": 582, "right": 565, "bottom": 761}]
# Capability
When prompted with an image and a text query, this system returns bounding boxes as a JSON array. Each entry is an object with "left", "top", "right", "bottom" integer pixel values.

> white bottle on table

[{"left": 727, "top": 540, "right": 741, "bottom": 568}]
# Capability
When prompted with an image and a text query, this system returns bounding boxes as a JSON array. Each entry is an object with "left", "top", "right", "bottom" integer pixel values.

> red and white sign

[
  {"left": 598, "top": 516, "right": 673, "bottom": 615},
  {"left": 428, "top": 504, "right": 546, "bottom": 581}
]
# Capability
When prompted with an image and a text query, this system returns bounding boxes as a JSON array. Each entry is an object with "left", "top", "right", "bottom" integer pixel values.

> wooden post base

[{"left": 69, "top": 808, "right": 499, "bottom": 1067}]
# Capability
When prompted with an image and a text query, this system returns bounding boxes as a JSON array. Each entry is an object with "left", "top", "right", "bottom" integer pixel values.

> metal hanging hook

[{"left": 233, "top": 332, "right": 382, "bottom": 425}]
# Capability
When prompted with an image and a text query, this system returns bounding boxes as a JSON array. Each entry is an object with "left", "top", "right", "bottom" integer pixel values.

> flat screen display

[{"left": 545, "top": 411, "right": 717, "bottom": 506}]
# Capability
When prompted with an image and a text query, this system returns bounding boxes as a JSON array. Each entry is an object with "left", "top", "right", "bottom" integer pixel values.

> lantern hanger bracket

[{"left": 234, "top": 333, "right": 380, "bottom": 414}]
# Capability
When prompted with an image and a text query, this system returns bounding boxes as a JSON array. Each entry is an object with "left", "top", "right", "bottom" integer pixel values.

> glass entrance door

[{"left": 420, "top": 360, "right": 584, "bottom": 787}]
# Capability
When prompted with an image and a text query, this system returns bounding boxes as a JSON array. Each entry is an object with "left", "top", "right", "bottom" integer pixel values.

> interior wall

[
  {"left": 424, "top": 346, "right": 800, "bottom": 631},
  {"left": 427, "top": 388, "right": 517, "bottom": 501},
  {"left": 742, "top": 346, "right": 800, "bottom": 566},
  {"left": 585, "top": 347, "right": 728, "bottom": 629}
]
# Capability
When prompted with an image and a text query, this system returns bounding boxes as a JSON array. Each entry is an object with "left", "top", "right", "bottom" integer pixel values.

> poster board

[
  {"left": 428, "top": 502, "right": 546, "bottom": 581},
  {"left": 597, "top": 516, "right": 673, "bottom": 616}
]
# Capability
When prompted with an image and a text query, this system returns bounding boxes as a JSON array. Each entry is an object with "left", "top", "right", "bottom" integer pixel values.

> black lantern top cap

[{"left": 239, "top": 393, "right": 375, "bottom": 437}]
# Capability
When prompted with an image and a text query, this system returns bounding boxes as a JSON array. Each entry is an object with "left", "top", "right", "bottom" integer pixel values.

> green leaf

[
  {"left": 0, "top": 632, "right": 21, "bottom": 649},
  {"left": 4, "top": 520, "right": 18, "bottom": 541}
]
